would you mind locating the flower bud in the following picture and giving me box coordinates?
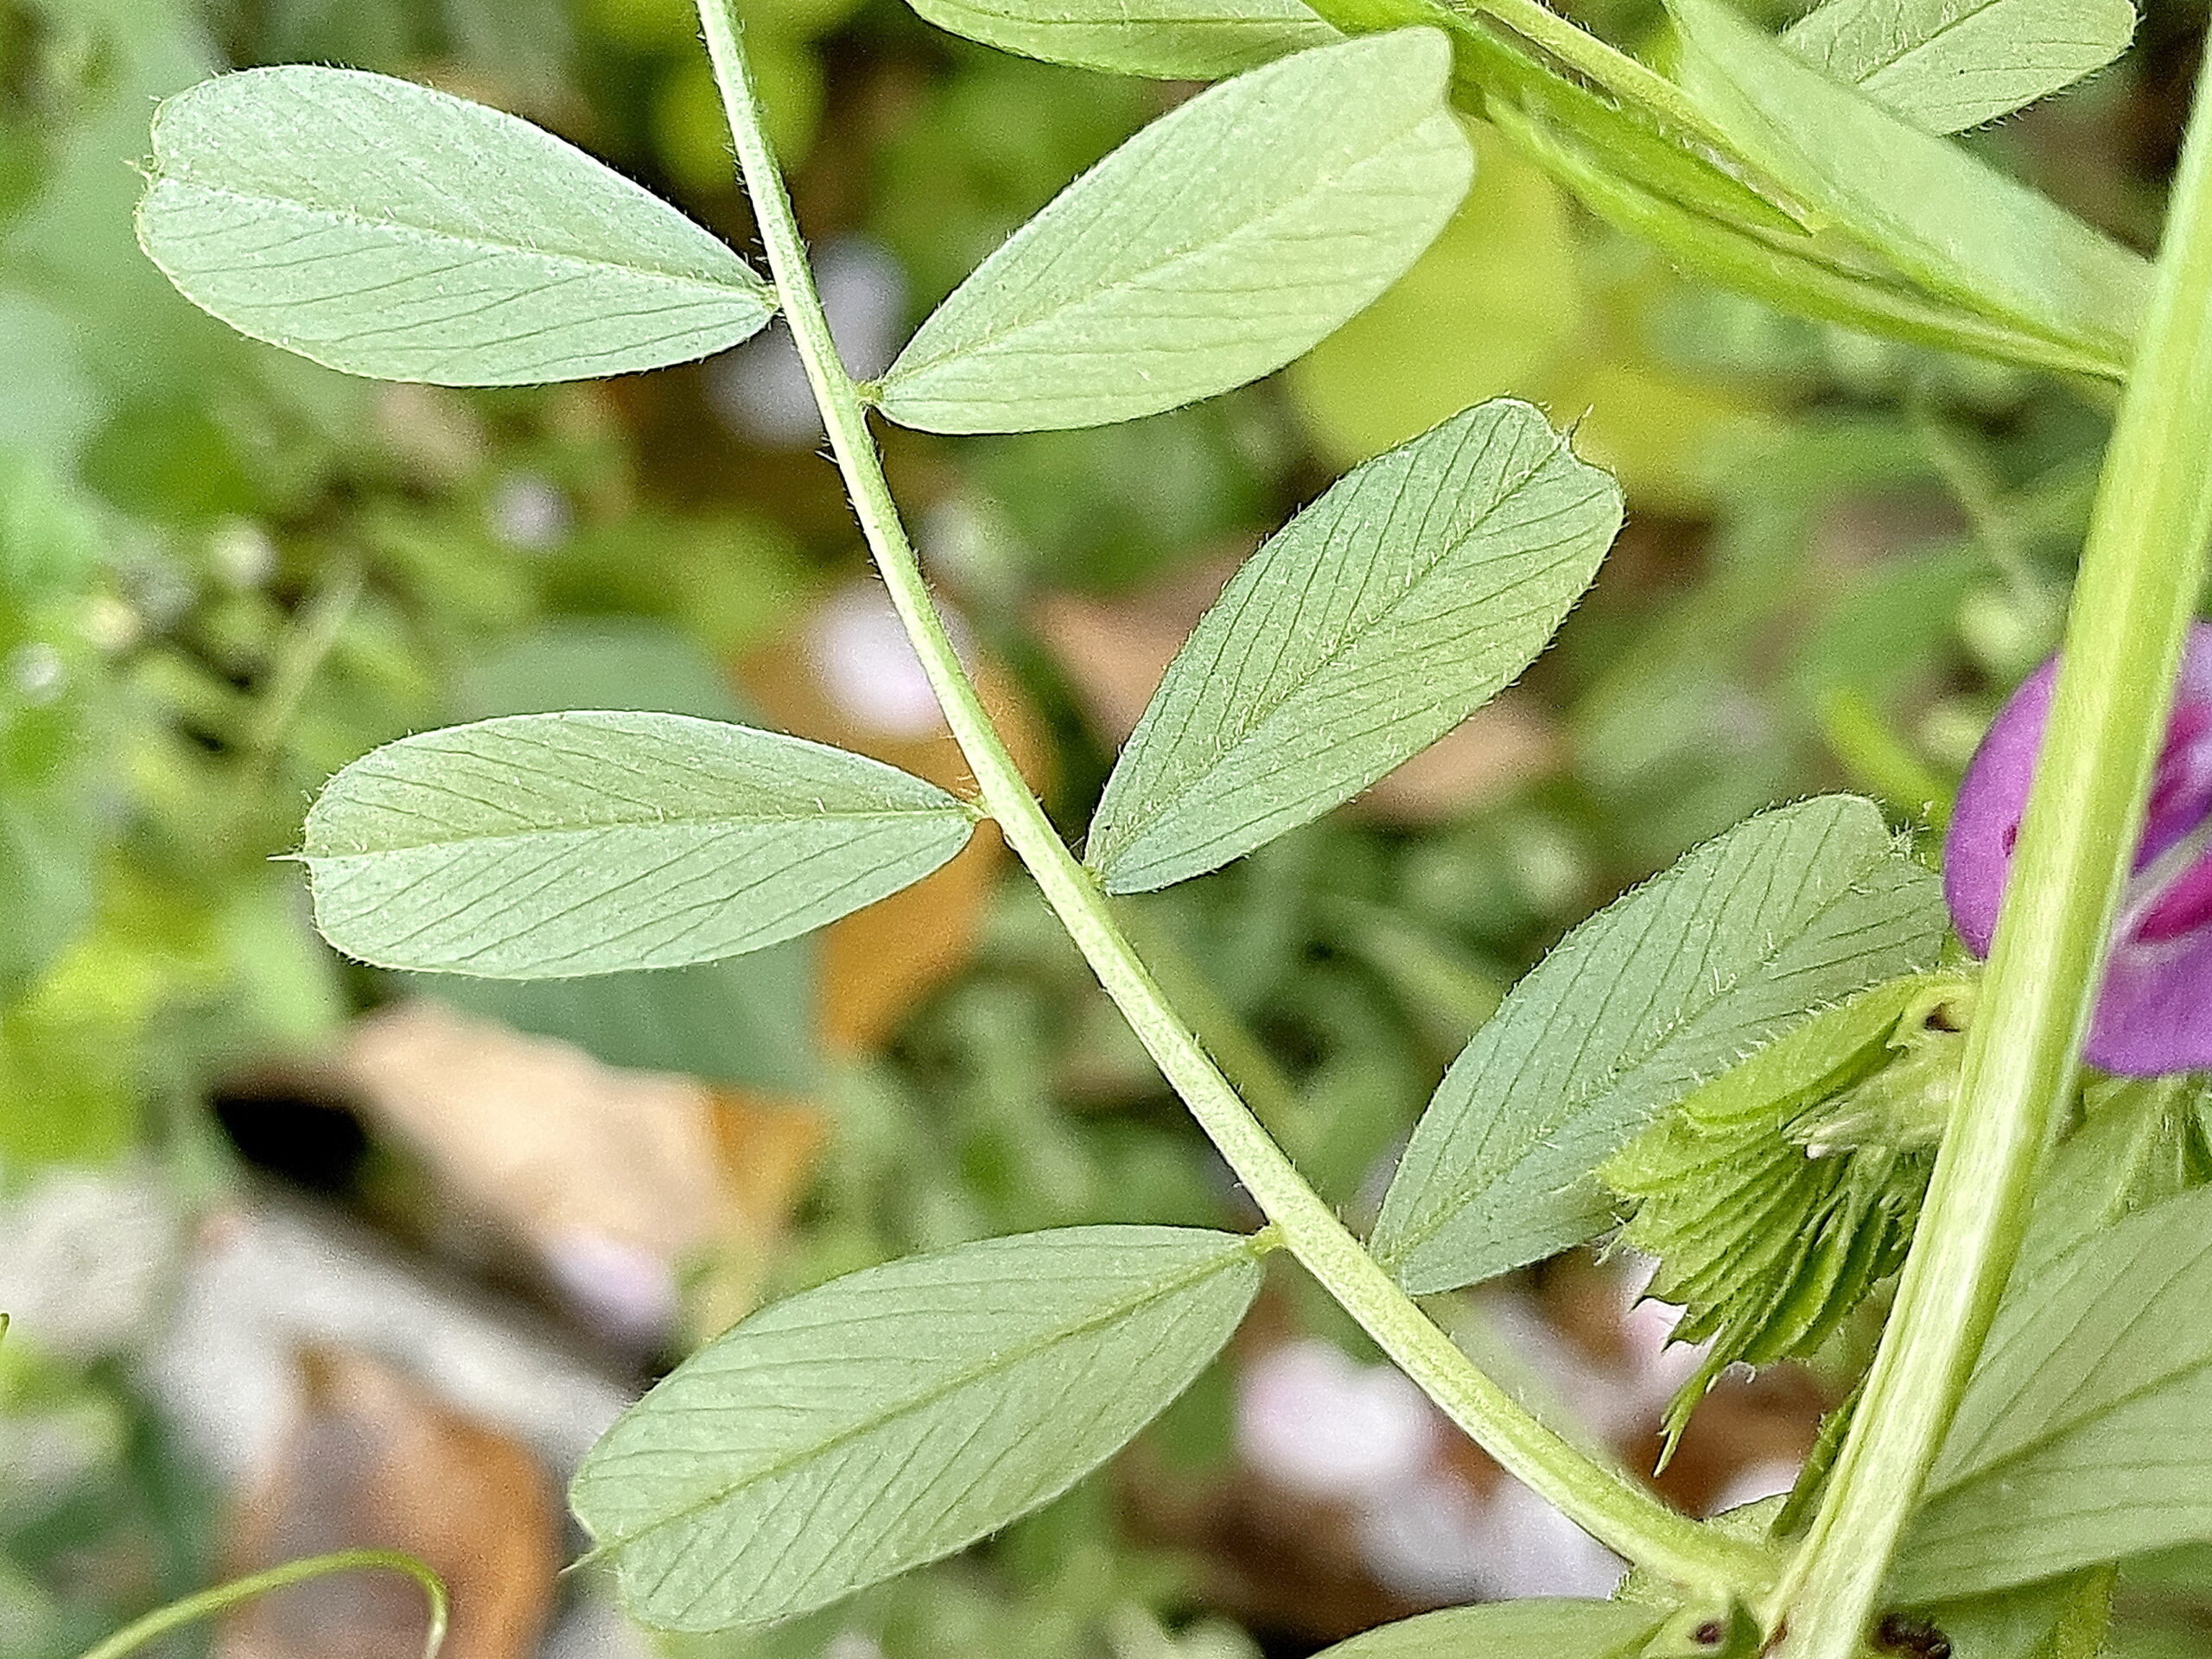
[1605,973,1974,1455]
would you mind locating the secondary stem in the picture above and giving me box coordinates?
[1446,0,1731,151]
[76,1551,448,1659]
[1909,392,2050,619]
[1776,54,2212,1659]
[696,0,1764,1593]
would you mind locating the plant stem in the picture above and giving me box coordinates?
[244,555,364,763]
[1304,0,1732,153]
[1489,99,2126,383]
[1775,54,2212,1659]
[696,0,1765,1594]
[75,1550,448,1659]
[1446,0,1730,151]
[1908,393,2048,616]
[1109,897,1318,1157]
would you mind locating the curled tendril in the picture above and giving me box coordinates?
[73,1549,449,1659]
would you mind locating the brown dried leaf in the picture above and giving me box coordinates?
[690,1086,833,1336]
[219,1347,558,1659]
[343,1002,736,1339]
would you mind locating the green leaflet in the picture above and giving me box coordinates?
[301,711,976,978]
[872,30,1472,433]
[1371,796,1947,1294]
[1310,1599,1662,1657]
[1894,1182,2212,1603]
[407,623,823,1092]
[1668,0,2149,371]
[571,1226,1264,1630]
[1912,1569,2118,1659]
[1783,0,2135,135]
[138,67,775,385]
[1086,400,1618,893]
[2012,1074,2212,1283]
[905,0,1338,79]
[1606,972,1972,1454]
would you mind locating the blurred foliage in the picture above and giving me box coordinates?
[3,0,2209,1651]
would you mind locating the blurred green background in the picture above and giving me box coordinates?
[2,1,2209,1656]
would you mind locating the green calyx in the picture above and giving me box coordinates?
[1786,980,1975,1158]
[1605,972,1978,1458]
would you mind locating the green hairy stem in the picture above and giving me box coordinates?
[1772,50,2212,1659]
[693,0,1766,1594]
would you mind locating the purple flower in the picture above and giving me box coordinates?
[1946,622,2212,1076]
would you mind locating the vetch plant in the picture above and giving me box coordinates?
[123,0,2212,1655]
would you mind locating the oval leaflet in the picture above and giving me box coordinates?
[139,66,775,385]
[302,711,976,978]
[573,1225,1266,1629]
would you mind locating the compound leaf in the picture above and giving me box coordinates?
[1088,400,1618,893]
[1313,1600,1662,1657]
[1895,1183,2212,1602]
[1372,796,1947,1293]
[302,711,975,978]
[572,1226,1264,1630]
[906,0,1338,79]
[874,30,1471,432]
[1669,0,2148,374]
[1784,0,2135,135]
[139,66,774,385]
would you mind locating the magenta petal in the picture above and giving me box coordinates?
[2135,846,2212,944]
[1943,622,2212,1077]
[2088,932,2212,1074]
[1942,658,2057,959]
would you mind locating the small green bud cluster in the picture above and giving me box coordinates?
[1605,975,1977,1456]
